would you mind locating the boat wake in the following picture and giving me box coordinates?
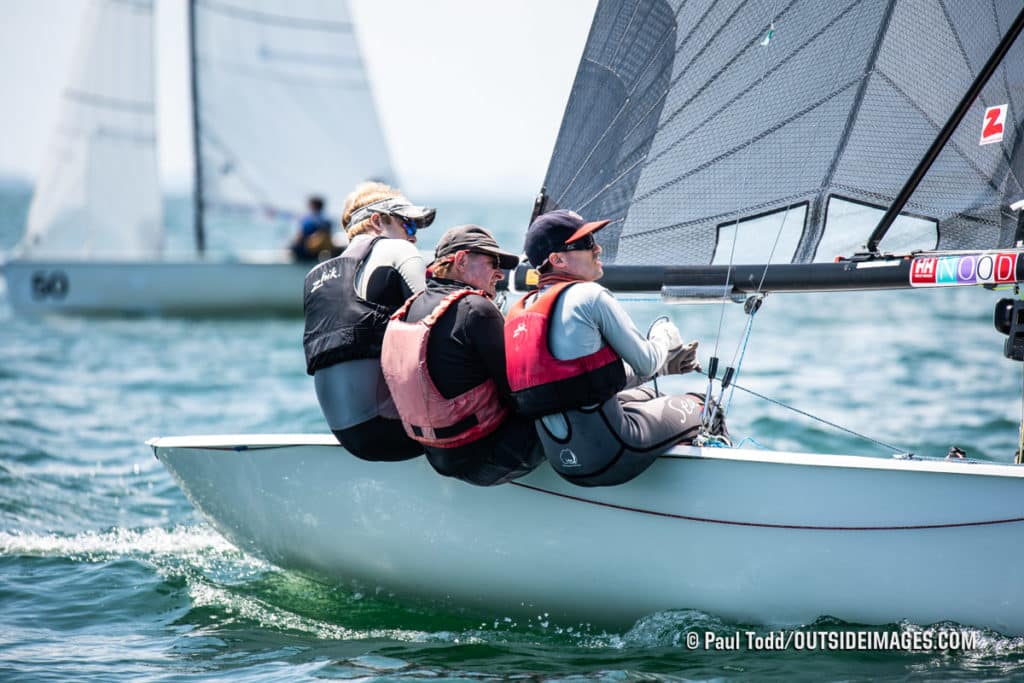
[0,524,262,572]
[3,524,1022,680]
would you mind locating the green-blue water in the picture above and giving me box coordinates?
[3,189,1024,680]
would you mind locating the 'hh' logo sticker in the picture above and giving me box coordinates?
[980,104,1007,145]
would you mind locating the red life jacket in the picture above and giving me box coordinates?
[504,281,626,417]
[381,289,510,448]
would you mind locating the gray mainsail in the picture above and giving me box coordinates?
[536,0,1024,276]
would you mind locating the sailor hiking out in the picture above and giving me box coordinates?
[303,182,436,461]
[505,210,727,487]
[381,225,544,486]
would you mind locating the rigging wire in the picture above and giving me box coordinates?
[704,2,782,430]
[722,299,759,415]
[708,2,862,432]
[694,368,912,456]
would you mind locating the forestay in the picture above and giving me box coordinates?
[537,0,1024,269]
[191,0,394,234]
[21,0,162,259]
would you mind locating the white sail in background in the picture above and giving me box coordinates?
[21,0,162,259]
[193,0,394,224]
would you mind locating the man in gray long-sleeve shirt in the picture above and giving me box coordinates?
[504,210,727,487]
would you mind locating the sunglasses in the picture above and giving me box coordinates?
[469,251,501,269]
[558,233,597,253]
[371,210,428,236]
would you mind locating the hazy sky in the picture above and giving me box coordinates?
[0,0,597,198]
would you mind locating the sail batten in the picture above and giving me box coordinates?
[536,0,1024,288]
[196,0,353,33]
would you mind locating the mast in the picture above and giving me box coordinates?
[188,0,205,255]
[866,7,1024,254]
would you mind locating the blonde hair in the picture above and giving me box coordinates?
[342,181,405,239]
[429,257,455,279]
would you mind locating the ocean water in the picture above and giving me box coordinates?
[2,190,1024,680]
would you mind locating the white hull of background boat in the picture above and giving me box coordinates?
[2,257,309,315]
[150,434,1024,634]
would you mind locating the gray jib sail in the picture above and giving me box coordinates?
[537,0,1024,267]
[191,0,393,236]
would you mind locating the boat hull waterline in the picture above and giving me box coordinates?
[150,434,1024,633]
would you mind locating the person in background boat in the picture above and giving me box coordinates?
[381,225,544,486]
[505,209,728,487]
[303,182,436,461]
[290,195,342,261]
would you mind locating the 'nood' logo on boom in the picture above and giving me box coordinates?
[909,252,1018,287]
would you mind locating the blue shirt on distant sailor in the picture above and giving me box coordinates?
[300,212,333,239]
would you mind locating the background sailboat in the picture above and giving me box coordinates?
[152,0,1024,634]
[2,0,392,315]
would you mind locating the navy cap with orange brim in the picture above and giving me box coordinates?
[524,210,610,267]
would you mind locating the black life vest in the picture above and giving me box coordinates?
[302,236,393,375]
[504,281,626,417]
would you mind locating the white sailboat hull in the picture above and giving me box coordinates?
[3,257,309,315]
[151,434,1024,633]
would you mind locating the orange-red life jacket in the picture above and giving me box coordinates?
[504,281,626,417]
[381,289,510,448]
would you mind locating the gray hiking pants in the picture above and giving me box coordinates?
[537,387,708,487]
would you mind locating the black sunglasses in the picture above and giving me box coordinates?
[469,251,501,269]
[558,233,596,252]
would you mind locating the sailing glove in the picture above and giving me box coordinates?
[665,340,701,375]
[649,318,683,355]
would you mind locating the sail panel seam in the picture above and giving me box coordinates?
[554,17,677,206]
[196,0,352,33]
[620,190,815,241]
[632,79,861,206]
[64,89,153,114]
[653,0,847,161]
[637,3,867,198]
[196,56,369,89]
[658,0,803,134]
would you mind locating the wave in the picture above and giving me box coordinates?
[0,524,257,567]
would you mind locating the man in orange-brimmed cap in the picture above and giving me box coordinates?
[504,209,727,487]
